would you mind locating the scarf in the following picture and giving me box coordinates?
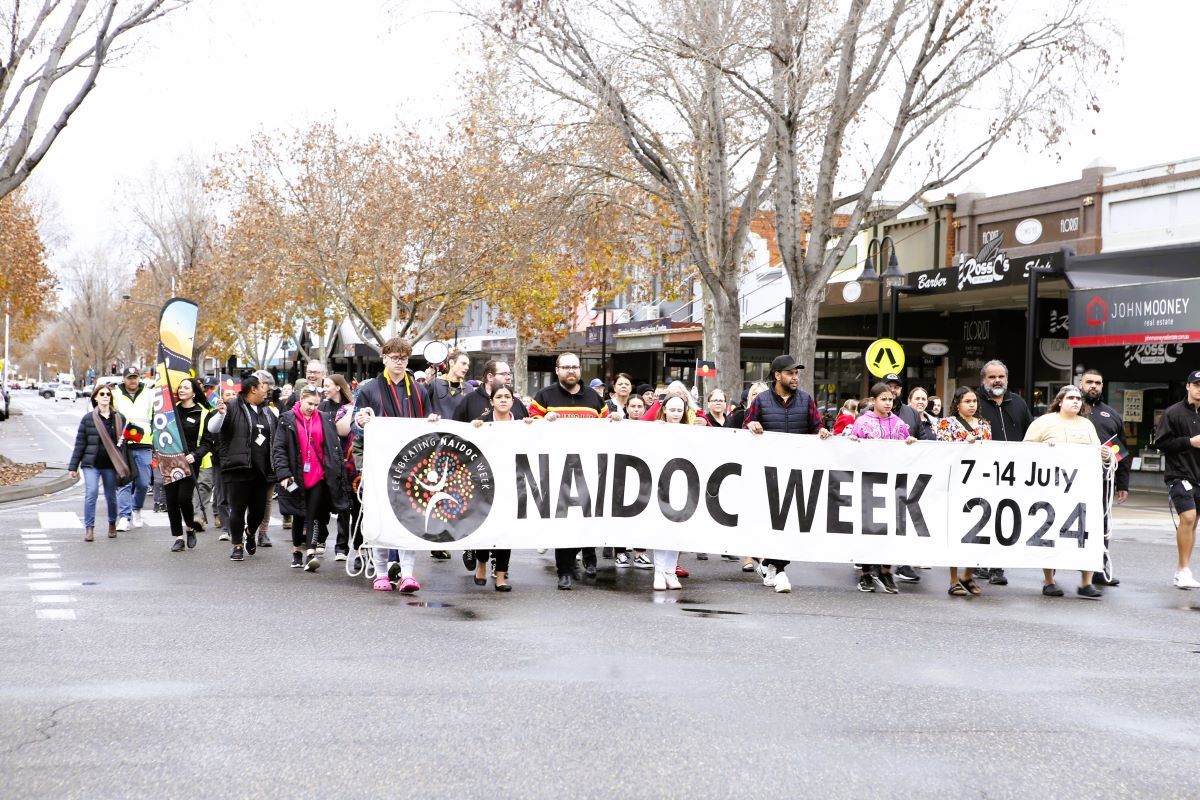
[294,410,326,489]
[94,408,130,479]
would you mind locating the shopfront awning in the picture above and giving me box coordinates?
[1064,241,1200,290]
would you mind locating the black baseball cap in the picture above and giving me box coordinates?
[884,373,902,384]
[1187,370,1200,384]
[635,383,653,395]
[770,355,803,373]
[123,367,140,378]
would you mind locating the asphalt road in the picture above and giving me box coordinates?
[1,399,1198,799]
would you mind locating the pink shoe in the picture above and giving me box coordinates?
[372,576,393,592]
[398,576,421,594]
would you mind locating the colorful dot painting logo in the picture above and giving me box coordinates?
[387,432,494,542]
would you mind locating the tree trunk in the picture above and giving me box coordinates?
[710,278,743,399]
[513,328,528,398]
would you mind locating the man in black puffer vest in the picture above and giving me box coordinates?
[744,354,831,594]
[1078,368,1129,588]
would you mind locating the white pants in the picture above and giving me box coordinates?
[653,550,679,573]
[372,548,416,579]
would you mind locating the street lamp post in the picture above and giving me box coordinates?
[859,236,906,339]
[592,302,617,383]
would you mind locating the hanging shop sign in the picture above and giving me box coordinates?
[1069,277,1200,348]
[908,240,1063,295]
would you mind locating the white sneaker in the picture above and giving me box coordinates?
[132,510,144,528]
[762,564,777,587]
[218,531,230,541]
[773,572,792,593]
[115,517,131,532]
[1174,567,1200,589]
[665,572,682,590]
[536,548,547,554]
[633,553,654,570]
[653,571,667,591]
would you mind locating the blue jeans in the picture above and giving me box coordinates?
[117,447,153,519]
[82,467,118,529]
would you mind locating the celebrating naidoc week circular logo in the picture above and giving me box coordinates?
[387,432,494,543]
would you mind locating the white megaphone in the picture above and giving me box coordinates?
[422,341,450,366]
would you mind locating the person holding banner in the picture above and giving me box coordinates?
[468,384,533,591]
[208,373,278,562]
[744,355,831,594]
[647,395,704,590]
[529,352,609,590]
[847,382,916,594]
[1079,368,1128,588]
[936,386,992,596]
[353,337,432,593]
[1023,385,1107,600]
[273,385,349,573]
[165,378,212,552]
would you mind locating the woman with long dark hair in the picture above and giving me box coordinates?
[273,385,349,572]
[847,381,916,594]
[605,373,635,418]
[68,384,130,542]
[467,384,531,591]
[1024,385,1108,600]
[165,377,212,552]
[208,372,277,561]
[936,386,992,596]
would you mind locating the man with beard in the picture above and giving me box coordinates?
[1078,368,1129,587]
[744,354,832,594]
[529,352,608,590]
[973,359,1033,587]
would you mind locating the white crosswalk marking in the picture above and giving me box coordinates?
[36,609,76,620]
[38,512,84,529]
[34,596,74,603]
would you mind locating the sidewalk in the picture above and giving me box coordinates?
[0,466,77,504]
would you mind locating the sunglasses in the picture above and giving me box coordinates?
[96,392,111,397]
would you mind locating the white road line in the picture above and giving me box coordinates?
[26,410,73,448]
[26,553,59,560]
[33,595,74,603]
[26,545,53,551]
[20,532,49,538]
[36,609,76,620]
[28,574,63,579]
[28,563,60,570]
[38,511,83,529]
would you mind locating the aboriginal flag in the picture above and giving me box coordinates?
[696,360,717,378]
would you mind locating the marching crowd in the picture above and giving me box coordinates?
[66,340,1200,600]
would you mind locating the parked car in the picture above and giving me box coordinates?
[39,382,56,399]
[54,383,77,403]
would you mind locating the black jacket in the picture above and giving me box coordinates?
[354,371,430,420]
[69,410,126,471]
[271,409,350,516]
[976,389,1033,442]
[895,403,936,441]
[1153,399,1200,486]
[215,396,278,479]
[452,383,529,422]
[1084,399,1131,492]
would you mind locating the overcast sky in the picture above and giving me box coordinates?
[27,0,1200,269]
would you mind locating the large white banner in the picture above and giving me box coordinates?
[362,419,1106,570]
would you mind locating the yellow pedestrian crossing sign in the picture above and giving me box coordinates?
[865,338,905,378]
